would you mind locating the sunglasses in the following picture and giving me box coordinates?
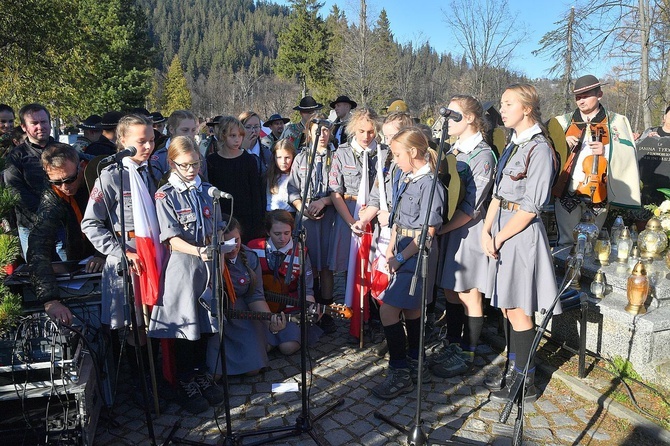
[48,165,80,185]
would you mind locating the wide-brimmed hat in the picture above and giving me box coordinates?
[96,111,125,129]
[385,99,409,113]
[78,114,102,130]
[329,95,357,109]
[151,112,166,124]
[573,75,608,95]
[293,96,323,111]
[206,115,223,127]
[129,107,152,121]
[264,114,290,126]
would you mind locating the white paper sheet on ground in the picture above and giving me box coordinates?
[272,382,299,393]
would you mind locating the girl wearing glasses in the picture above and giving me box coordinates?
[206,116,264,242]
[148,135,224,414]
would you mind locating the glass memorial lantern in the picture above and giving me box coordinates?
[638,217,668,259]
[626,261,649,315]
[594,228,611,266]
[616,227,632,263]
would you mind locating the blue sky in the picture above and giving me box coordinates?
[275,0,614,80]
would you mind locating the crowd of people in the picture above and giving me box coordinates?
[0,73,652,414]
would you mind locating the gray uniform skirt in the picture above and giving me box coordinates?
[102,253,144,329]
[302,206,336,271]
[328,199,357,272]
[381,234,437,310]
[486,208,560,316]
[439,216,489,293]
[148,252,217,340]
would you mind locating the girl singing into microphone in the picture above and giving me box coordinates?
[148,136,224,414]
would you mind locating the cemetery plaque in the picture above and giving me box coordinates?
[636,136,670,205]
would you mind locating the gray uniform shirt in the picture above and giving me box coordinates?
[82,163,158,259]
[456,141,496,219]
[328,143,387,197]
[494,135,554,214]
[287,146,335,203]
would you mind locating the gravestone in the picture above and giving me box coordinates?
[636,136,670,205]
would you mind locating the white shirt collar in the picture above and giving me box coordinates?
[407,163,431,182]
[453,132,483,154]
[351,138,377,155]
[168,171,202,193]
[267,238,293,254]
[228,256,237,265]
[248,140,261,157]
[511,123,542,145]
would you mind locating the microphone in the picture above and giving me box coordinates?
[208,187,233,200]
[438,107,463,122]
[100,146,137,164]
[311,118,332,127]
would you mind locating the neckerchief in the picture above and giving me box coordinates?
[566,105,609,147]
[168,172,205,244]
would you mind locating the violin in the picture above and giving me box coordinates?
[575,124,608,204]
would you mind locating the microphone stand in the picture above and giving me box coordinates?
[236,122,343,445]
[374,114,453,445]
[497,236,584,445]
[162,196,238,445]
[116,159,157,446]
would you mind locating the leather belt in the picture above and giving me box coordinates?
[343,194,358,201]
[395,226,421,238]
[499,197,521,212]
[116,230,136,239]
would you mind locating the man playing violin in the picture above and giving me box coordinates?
[553,74,641,245]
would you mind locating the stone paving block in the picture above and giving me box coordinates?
[585,426,611,441]
[332,408,359,425]
[535,398,559,413]
[452,431,493,444]
[349,419,376,437]
[479,409,501,422]
[524,427,554,441]
[550,412,578,426]
[349,402,376,417]
[464,418,487,431]
[555,427,583,442]
[323,428,354,445]
[529,415,550,428]
[491,437,514,446]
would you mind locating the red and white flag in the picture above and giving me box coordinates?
[124,159,165,306]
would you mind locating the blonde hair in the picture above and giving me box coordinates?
[450,95,488,135]
[216,116,245,147]
[116,114,151,151]
[345,107,381,140]
[167,135,198,163]
[167,110,197,135]
[268,138,296,194]
[391,127,436,172]
[383,112,413,129]
[504,83,542,127]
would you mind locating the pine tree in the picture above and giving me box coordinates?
[164,56,192,115]
[275,0,331,97]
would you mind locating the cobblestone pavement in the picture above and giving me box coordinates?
[93,275,670,445]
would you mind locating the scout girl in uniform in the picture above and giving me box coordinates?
[431,95,496,379]
[288,115,337,332]
[481,83,558,402]
[207,217,286,377]
[371,127,445,400]
[248,210,321,355]
[148,136,224,414]
[81,114,159,400]
[150,110,207,182]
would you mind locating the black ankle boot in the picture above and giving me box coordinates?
[490,368,538,403]
[485,358,515,391]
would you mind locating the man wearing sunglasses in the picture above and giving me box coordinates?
[27,143,105,325]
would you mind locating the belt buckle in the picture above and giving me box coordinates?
[500,198,509,209]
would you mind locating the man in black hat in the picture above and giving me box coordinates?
[280,96,323,150]
[85,110,124,156]
[151,111,166,134]
[199,115,222,156]
[553,74,641,245]
[261,113,290,149]
[330,95,357,147]
[72,114,102,153]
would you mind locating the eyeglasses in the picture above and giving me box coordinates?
[174,161,201,170]
[48,165,79,185]
[244,125,261,131]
